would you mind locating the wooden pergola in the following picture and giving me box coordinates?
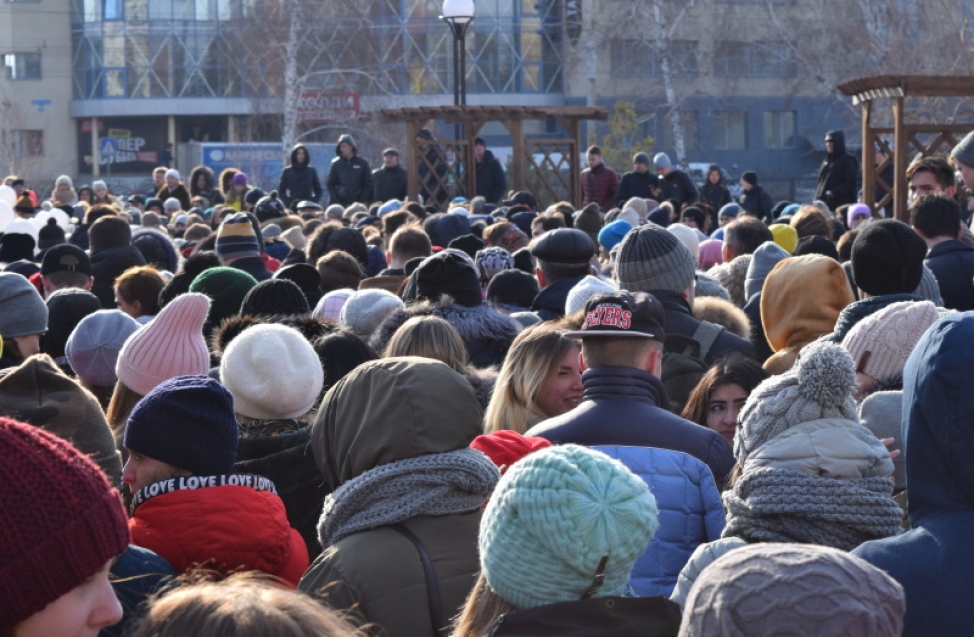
[838,75,974,222]
[381,105,608,210]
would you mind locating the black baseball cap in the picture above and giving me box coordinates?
[40,244,92,277]
[503,191,538,208]
[565,291,665,341]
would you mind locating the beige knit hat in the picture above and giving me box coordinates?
[841,300,940,384]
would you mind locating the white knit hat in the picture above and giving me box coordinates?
[667,223,701,261]
[282,226,306,250]
[565,275,618,317]
[220,323,324,420]
[841,301,940,384]
[339,289,404,339]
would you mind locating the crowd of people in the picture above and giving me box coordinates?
[4,127,974,637]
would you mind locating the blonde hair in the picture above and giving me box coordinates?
[384,316,468,374]
[450,573,515,637]
[483,325,577,434]
[106,380,144,445]
[129,572,360,637]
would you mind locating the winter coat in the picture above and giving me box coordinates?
[372,165,408,203]
[69,222,92,251]
[90,245,147,308]
[298,358,486,637]
[531,275,587,322]
[189,165,224,205]
[475,150,507,204]
[371,301,522,369]
[228,255,272,281]
[853,314,974,637]
[581,163,620,211]
[278,145,323,208]
[526,367,735,487]
[653,289,756,365]
[739,184,773,224]
[594,445,725,598]
[699,177,731,220]
[826,293,921,344]
[326,136,373,206]
[616,171,661,207]
[924,239,974,311]
[814,130,859,211]
[129,474,309,587]
[658,169,699,210]
[104,545,176,637]
[156,182,191,211]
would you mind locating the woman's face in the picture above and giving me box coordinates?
[79,190,91,202]
[14,559,122,637]
[196,174,207,189]
[706,382,749,446]
[535,347,584,418]
[708,170,720,184]
[56,183,71,194]
[234,183,246,193]
[296,148,307,162]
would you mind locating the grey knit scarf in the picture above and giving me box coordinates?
[318,447,499,548]
[722,467,902,551]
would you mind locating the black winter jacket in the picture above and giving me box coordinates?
[90,245,147,308]
[372,165,408,202]
[475,150,507,204]
[739,184,774,223]
[279,145,322,208]
[526,367,735,486]
[924,239,974,311]
[815,130,859,211]
[531,275,587,322]
[653,289,756,362]
[616,171,661,207]
[327,153,372,206]
[659,169,699,209]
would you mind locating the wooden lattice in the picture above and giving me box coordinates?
[413,140,473,208]
[524,140,576,209]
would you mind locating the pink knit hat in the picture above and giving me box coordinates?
[698,239,724,270]
[115,293,211,396]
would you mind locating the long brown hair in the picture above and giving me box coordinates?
[106,380,144,446]
[451,573,515,637]
[681,354,768,429]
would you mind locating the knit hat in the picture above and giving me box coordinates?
[951,130,974,168]
[378,199,402,217]
[240,278,310,318]
[261,223,282,240]
[313,288,354,323]
[698,239,723,270]
[633,152,651,167]
[653,152,672,170]
[0,272,48,337]
[735,341,858,465]
[216,212,261,260]
[794,234,839,260]
[163,198,182,214]
[851,219,926,296]
[43,288,102,359]
[273,262,321,307]
[485,269,539,310]
[479,444,659,609]
[282,226,307,250]
[565,275,618,317]
[116,292,211,396]
[232,172,248,186]
[841,300,939,385]
[598,219,633,251]
[124,375,239,476]
[679,543,905,637]
[667,223,700,261]
[188,266,258,331]
[470,430,552,475]
[340,289,404,340]
[744,241,789,300]
[719,203,742,219]
[404,251,483,308]
[0,418,130,627]
[710,254,752,308]
[740,170,758,186]
[694,271,731,301]
[913,265,943,305]
[220,324,324,420]
[37,217,66,251]
[617,207,640,228]
[615,224,696,294]
[847,203,872,228]
[768,223,798,254]
[65,310,140,388]
[858,391,906,490]
[475,247,513,281]
[0,232,35,263]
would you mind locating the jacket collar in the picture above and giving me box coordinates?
[582,366,671,410]
[531,275,586,313]
[927,238,974,257]
[649,288,691,315]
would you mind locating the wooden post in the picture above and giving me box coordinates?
[893,97,908,222]
[566,117,581,207]
[510,119,525,192]
[406,120,419,204]
[861,100,875,210]
[91,116,100,177]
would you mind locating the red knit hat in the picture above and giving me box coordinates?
[0,418,130,627]
[470,430,552,475]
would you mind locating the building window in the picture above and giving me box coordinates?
[11,130,44,157]
[714,111,747,150]
[713,41,793,78]
[3,53,41,79]
[610,39,698,78]
[662,111,699,151]
[764,110,796,149]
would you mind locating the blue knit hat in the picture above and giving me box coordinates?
[215,212,261,260]
[597,219,633,251]
[123,375,239,476]
[479,444,658,609]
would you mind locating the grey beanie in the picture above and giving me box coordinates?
[744,241,790,300]
[858,391,906,490]
[615,224,696,294]
[653,152,673,170]
[633,152,651,166]
[710,254,752,308]
[694,271,731,301]
[951,130,974,168]
[735,340,857,465]
[679,543,905,637]
[65,310,141,388]
[0,273,49,338]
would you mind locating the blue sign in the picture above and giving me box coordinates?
[200,143,336,194]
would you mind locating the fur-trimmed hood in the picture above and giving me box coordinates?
[132,226,183,274]
[693,296,751,339]
[210,313,335,360]
[370,300,522,369]
[464,365,498,411]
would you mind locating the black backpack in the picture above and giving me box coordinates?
[660,321,724,414]
[490,596,681,637]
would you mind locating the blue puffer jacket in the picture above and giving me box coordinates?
[853,312,974,637]
[594,445,724,598]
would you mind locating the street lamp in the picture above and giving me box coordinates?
[440,0,474,107]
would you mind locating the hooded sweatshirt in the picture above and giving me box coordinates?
[854,313,974,637]
[326,135,372,206]
[814,130,859,211]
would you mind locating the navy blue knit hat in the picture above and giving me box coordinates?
[123,375,239,476]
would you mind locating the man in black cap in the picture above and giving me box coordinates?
[474,137,506,205]
[738,170,773,224]
[372,148,407,203]
[529,227,594,321]
[526,291,734,487]
[502,191,538,212]
[40,244,94,299]
[616,152,661,207]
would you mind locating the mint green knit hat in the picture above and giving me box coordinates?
[479,444,658,609]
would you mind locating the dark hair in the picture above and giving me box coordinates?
[906,156,955,190]
[383,210,417,238]
[791,207,833,241]
[313,330,378,392]
[681,354,769,428]
[836,229,859,262]
[586,145,602,156]
[911,193,961,240]
[682,206,706,228]
[531,213,565,233]
[307,222,368,267]
[724,217,773,257]
[389,226,431,263]
[316,250,363,294]
[84,203,119,226]
[89,215,132,252]
[536,260,589,284]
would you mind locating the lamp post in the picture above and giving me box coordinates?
[440,0,475,108]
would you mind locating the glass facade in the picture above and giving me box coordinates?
[71,0,566,101]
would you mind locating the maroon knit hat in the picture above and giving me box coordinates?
[0,418,130,627]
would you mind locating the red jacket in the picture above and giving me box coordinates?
[129,474,309,587]
[581,163,620,211]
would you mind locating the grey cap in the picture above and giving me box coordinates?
[65,310,141,388]
[633,152,651,166]
[951,130,974,169]
[0,272,48,338]
[744,241,790,300]
[859,391,906,491]
[653,152,673,170]
[614,224,696,294]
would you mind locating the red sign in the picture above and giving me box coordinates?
[296,92,360,124]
